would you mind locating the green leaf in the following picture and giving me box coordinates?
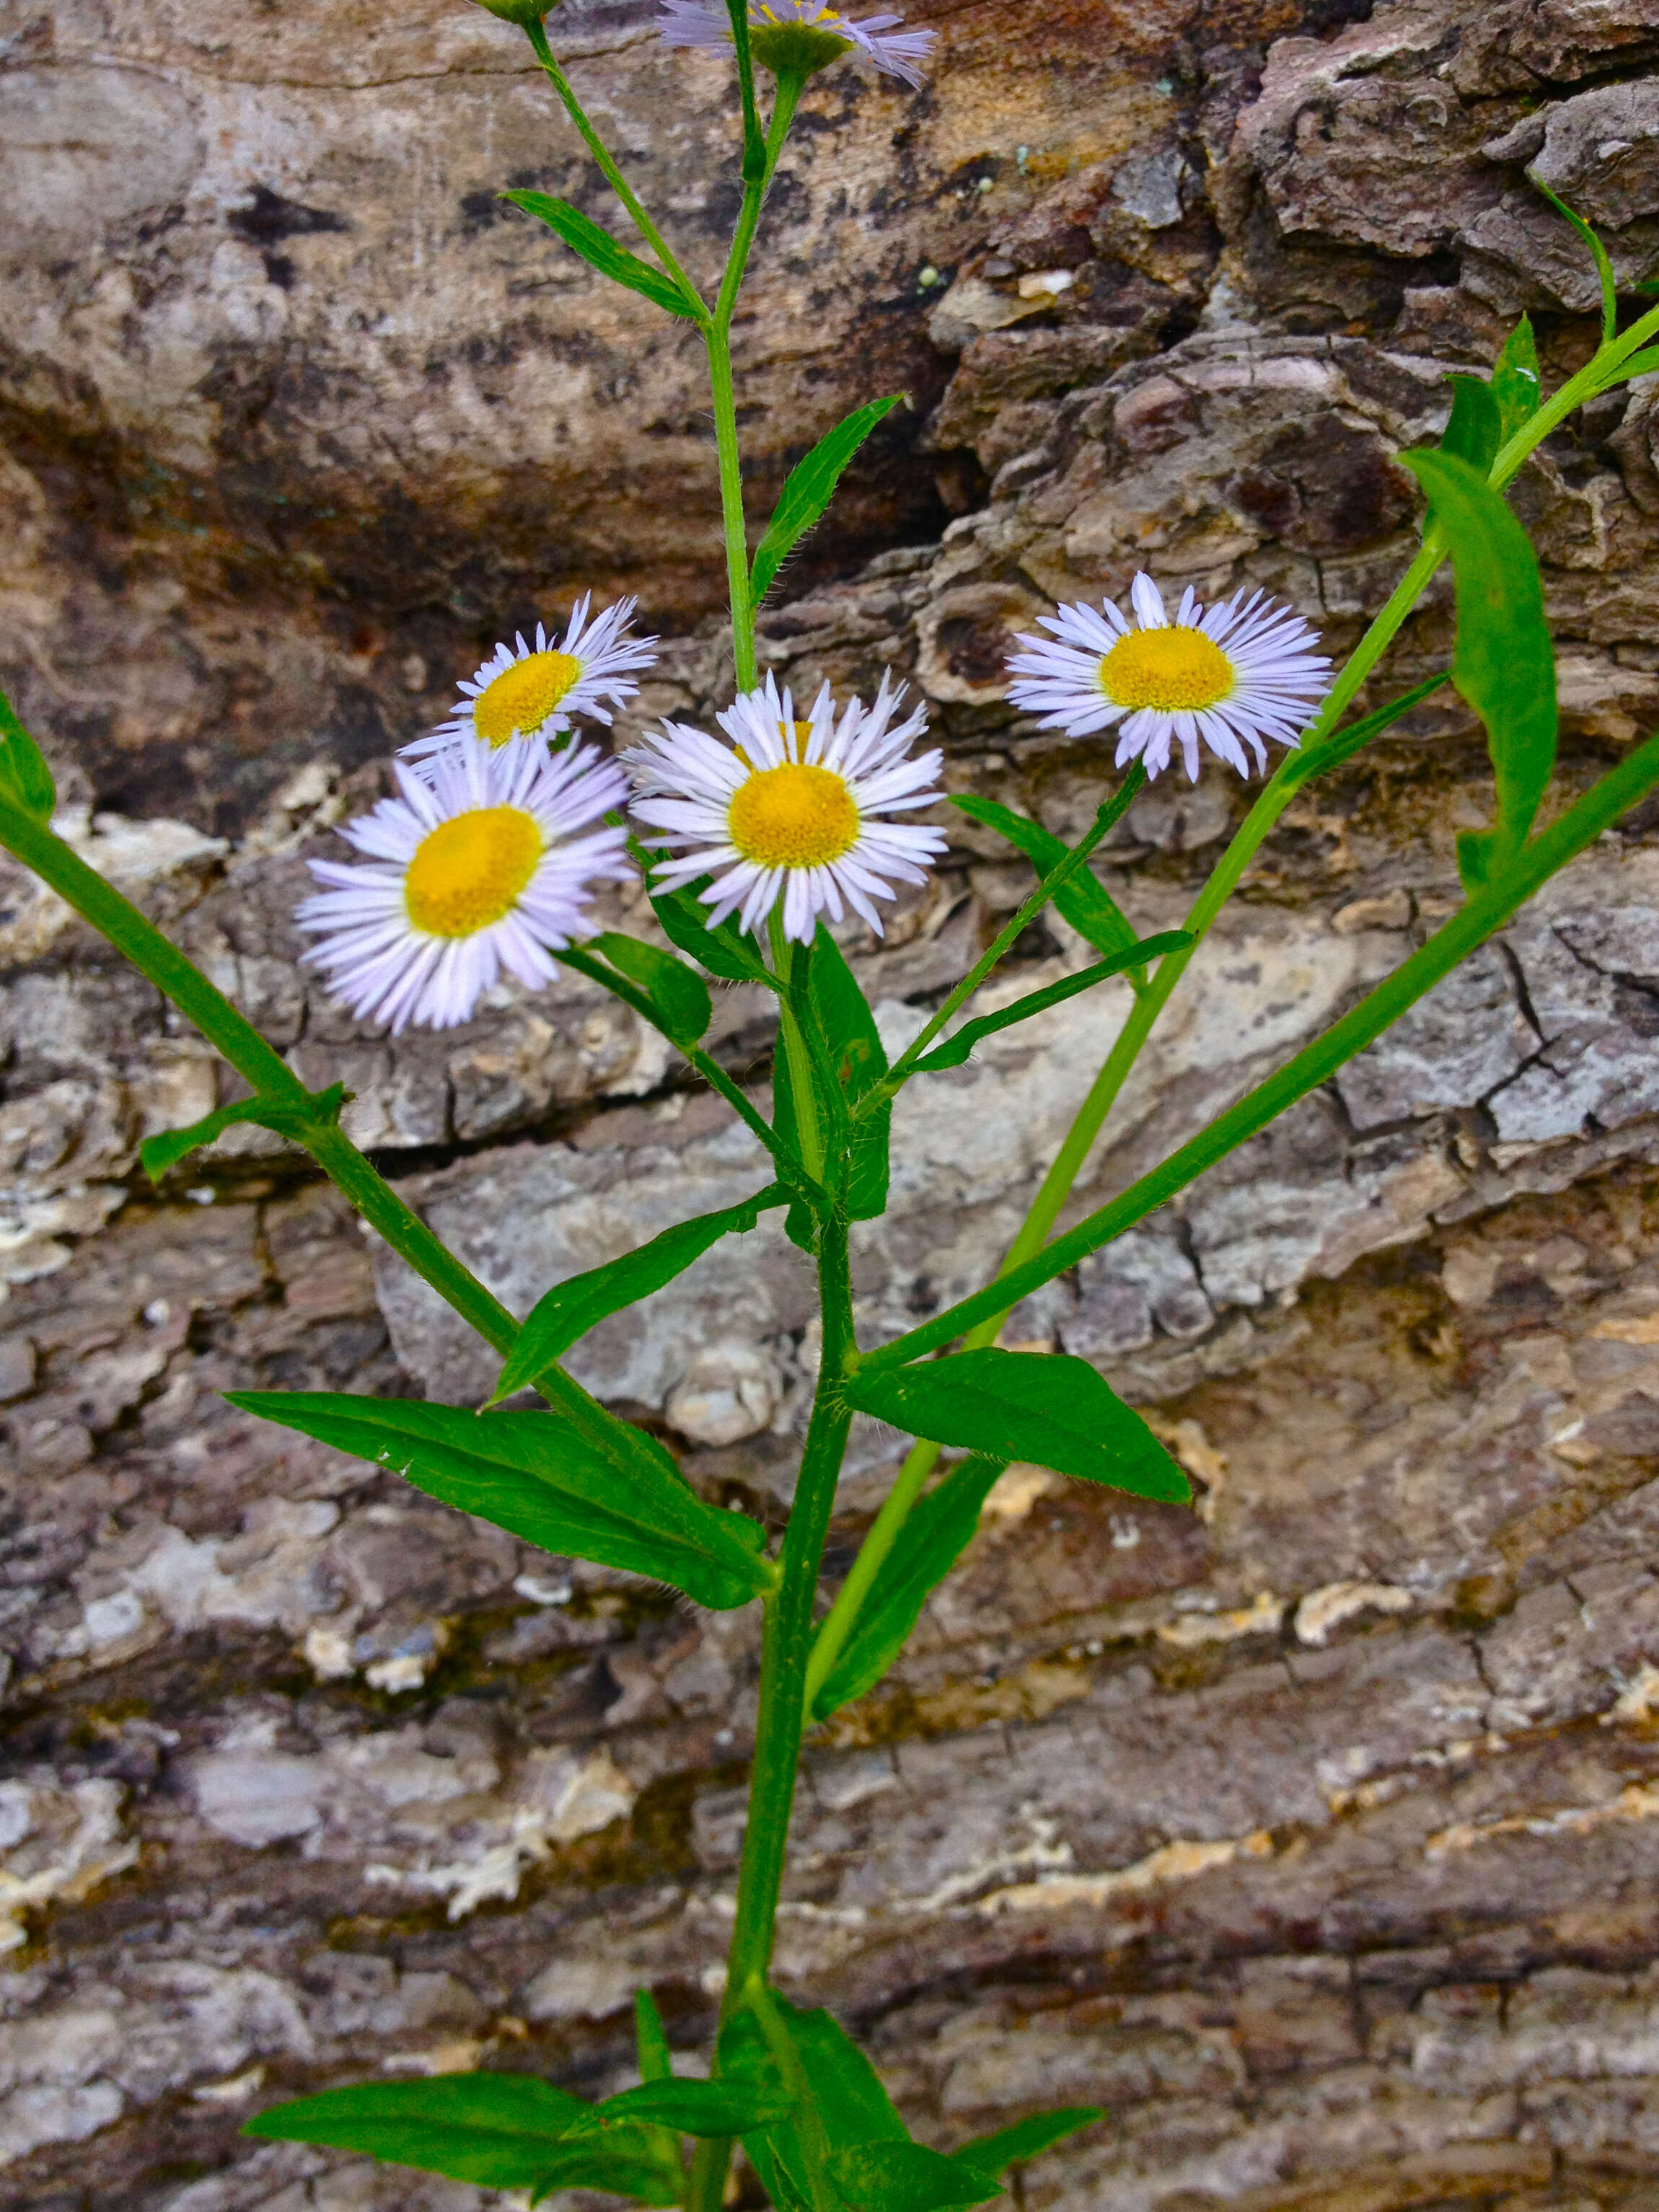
[912,934,1192,1073]
[1528,171,1617,340]
[224,1392,777,1611]
[811,925,890,1219]
[848,1349,1190,1502]
[584,2080,796,2137]
[1440,374,1502,476]
[752,397,905,606]
[950,796,1139,961]
[243,2075,681,2203]
[721,1994,910,2212]
[950,2108,1102,2183]
[829,2142,1000,2212]
[0,689,55,823]
[139,1083,348,1182]
[811,1455,1005,1722]
[504,191,700,321]
[1592,343,1659,394]
[635,1989,673,2085]
[1400,448,1557,892]
[1278,674,1450,796]
[1491,315,1541,440]
[491,1184,786,1404]
[589,932,713,1045]
[651,875,771,982]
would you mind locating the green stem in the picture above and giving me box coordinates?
[769,912,826,1184]
[726,1217,855,1992]
[0,805,619,1426]
[876,765,1149,1101]
[524,19,708,318]
[861,727,1659,1372]
[707,74,804,689]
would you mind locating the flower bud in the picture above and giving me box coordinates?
[471,0,558,25]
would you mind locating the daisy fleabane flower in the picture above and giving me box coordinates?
[402,596,657,764]
[1006,573,1332,782]
[625,673,946,944]
[657,0,935,88]
[297,737,631,1034]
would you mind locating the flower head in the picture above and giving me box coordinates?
[1006,574,1332,782]
[656,0,935,88]
[624,673,946,943]
[405,596,656,764]
[297,737,630,1034]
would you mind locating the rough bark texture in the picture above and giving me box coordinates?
[8,2,1659,2208]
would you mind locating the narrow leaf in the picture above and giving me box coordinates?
[752,397,905,606]
[1491,315,1540,440]
[492,1184,786,1403]
[242,2076,680,2203]
[589,932,713,1045]
[912,935,1191,1073]
[1440,374,1501,475]
[720,1993,910,2212]
[1528,171,1617,339]
[848,1349,1190,1502]
[140,1083,348,1182]
[812,925,889,1220]
[1279,674,1449,795]
[829,2141,1000,2212]
[1401,448,1557,889]
[950,2108,1103,2183]
[950,796,1138,960]
[586,2080,796,2137]
[504,191,700,321]
[0,689,55,823]
[635,1990,673,2086]
[651,876,771,982]
[811,1455,1006,1721]
[224,1393,777,1611]
[1593,343,1659,393]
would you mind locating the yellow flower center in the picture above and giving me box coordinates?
[405,806,543,937]
[472,651,583,746]
[754,2,843,20]
[1099,627,1234,713]
[729,763,859,870]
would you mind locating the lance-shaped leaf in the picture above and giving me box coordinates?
[140,1083,348,1182]
[504,191,700,321]
[1528,172,1616,338]
[752,397,905,606]
[811,1456,1005,1722]
[848,1349,1190,1502]
[651,875,771,982]
[1401,448,1557,893]
[491,1184,788,1404]
[589,932,713,1045]
[720,1994,910,2212]
[224,1393,777,1611]
[0,689,55,823]
[950,2109,1104,2185]
[1440,374,1501,475]
[773,925,891,1236]
[912,934,1192,1073]
[1491,315,1540,439]
[828,2141,1000,2212]
[574,2079,796,2138]
[950,796,1139,960]
[243,2074,682,2204]
[635,1989,674,2084]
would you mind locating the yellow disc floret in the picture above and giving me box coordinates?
[405,806,544,937]
[729,763,860,869]
[1099,627,1234,713]
[472,651,584,745]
